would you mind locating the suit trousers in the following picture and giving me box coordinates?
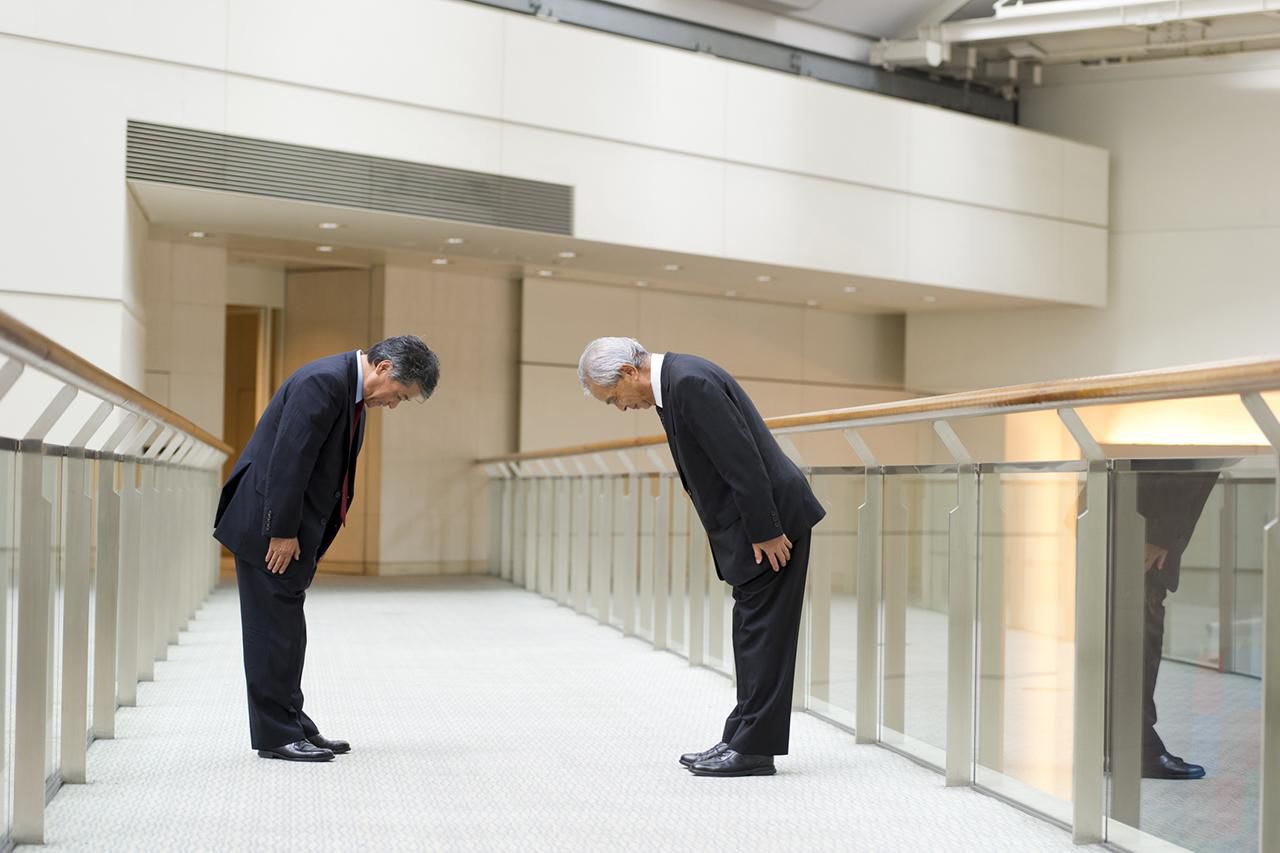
[720,531,811,756]
[1142,575,1169,759]
[235,555,320,750]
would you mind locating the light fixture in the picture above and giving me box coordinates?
[756,275,772,283]
[188,231,207,239]
[663,263,681,272]
[318,222,340,230]
[432,258,449,266]
[316,245,334,253]
[558,250,577,259]
[724,290,737,297]
[635,280,649,288]
[538,269,554,277]
[447,237,465,245]
[922,295,937,303]
[807,299,820,307]
[843,286,859,294]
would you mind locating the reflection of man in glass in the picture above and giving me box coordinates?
[1136,471,1219,780]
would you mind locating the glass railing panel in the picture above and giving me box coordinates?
[0,445,16,841]
[43,451,63,789]
[635,475,656,643]
[974,466,1081,824]
[806,469,862,729]
[1107,461,1268,853]
[1231,477,1270,680]
[880,469,953,768]
[667,491,691,658]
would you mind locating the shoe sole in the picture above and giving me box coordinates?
[688,766,776,777]
[257,750,334,762]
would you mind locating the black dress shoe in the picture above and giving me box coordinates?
[1142,752,1205,780]
[689,749,776,777]
[308,733,351,754]
[680,742,729,768]
[257,740,334,762]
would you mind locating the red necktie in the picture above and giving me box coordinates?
[339,400,364,526]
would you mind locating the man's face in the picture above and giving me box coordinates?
[587,363,652,412]
[364,359,421,410]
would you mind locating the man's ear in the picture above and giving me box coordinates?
[619,363,637,379]
[376,359,393,376]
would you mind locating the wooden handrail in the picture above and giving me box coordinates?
[0,309,233,455]
[476,355,1280,465]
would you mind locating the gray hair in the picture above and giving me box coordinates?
[367,335,441,400]
[578,337,649,394]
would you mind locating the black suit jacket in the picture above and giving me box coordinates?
[657,353,825,586]
[1136,471,1219,593]
[214,352,365,569]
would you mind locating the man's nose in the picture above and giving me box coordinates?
[388,400,399,410]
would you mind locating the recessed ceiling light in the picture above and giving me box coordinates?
[922,295,938,303]
[316,245,334,253]
[663,263,681,272]
[807,299,820,307]
[446,237,465,245]
[188,231,207,239]
[724,290,737,297]
[538,270,554,277]
[756,275,772,283]
[558,250,577,259]
[318,222,340,230]
[432,258,449,265]
[635,280,649,288]
[843,286,859,294]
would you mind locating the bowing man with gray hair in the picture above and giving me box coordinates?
[578,337,825,776]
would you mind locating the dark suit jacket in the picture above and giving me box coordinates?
[657,353,825,586]
[1136,471,1219,593]
[214,352,365,569]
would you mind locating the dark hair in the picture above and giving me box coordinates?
[366,335,440,400]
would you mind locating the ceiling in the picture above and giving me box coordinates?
[718,1,1280,86]
[728,0,1002,40]
[132,181,1051,315]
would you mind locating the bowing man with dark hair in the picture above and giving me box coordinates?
[214,336,439,762]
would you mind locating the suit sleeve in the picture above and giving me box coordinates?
[1138,472,1219,554]
[263,374,344,539]
[677,375,783,543]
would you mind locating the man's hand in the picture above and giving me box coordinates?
[1144,542,1168,573]
[266,537,301,574]
[753,534,793,572]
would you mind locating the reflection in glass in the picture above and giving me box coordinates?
[1109,466,1263,853]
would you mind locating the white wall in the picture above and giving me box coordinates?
[1,0,1106,317]
[906,50,1280,393]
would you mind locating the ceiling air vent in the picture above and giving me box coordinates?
[126,120,574,235]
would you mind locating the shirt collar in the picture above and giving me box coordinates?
[355,350,364,405]
[651,352,665,409]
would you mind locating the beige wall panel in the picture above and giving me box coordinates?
[377,267,519,574]
[800,309,905,388]
[639,291,805,382]
[521,279,641,365]
[285,268,373,573]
